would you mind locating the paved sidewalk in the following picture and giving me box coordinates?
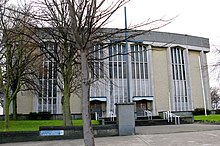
[1,124,220,146]
[136,123,220,135]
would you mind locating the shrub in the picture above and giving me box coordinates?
[193,108,211,115]
[215,109,220,114]
[28,112,39,120]
[28,112,52,120]
[38,112,52,120]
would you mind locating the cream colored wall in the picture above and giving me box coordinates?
[188,51,204,109]
[70,93,82,113]
[17,91,33,114]
[17,90,82,114]
[203,54,211,110]
[152,47,169,113]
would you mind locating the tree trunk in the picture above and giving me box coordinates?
[4,96,9,131]
[81,50,95,146]
[62,57,73,126]
[12,95,17,120]
[62,77,72,126]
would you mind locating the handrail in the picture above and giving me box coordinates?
[163,111,180,125]
[110,111,114,121]
[144,110,153,120]
[95,112,99,120]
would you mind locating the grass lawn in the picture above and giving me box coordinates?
[0,120,100,132]
[194,114,220,123]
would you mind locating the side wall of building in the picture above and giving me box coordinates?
[17,91,33,114]
[152,47,169,113]
[70,93,82,113]
[188,50,211,110]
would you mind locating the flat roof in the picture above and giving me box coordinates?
[105,28,210,52]
[38,27,210,52]
[135,31,210,50]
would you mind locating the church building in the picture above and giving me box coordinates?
[16,30,211,117]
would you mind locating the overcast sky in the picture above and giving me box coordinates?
[106,0,220,87]
[108,0,220,45]
[8,0,220,86]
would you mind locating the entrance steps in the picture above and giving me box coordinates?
[101,116,177,126]
[135,116,175,126]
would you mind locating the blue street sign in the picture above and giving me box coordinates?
[39,130,64,136]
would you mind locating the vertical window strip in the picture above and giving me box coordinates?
[180,49,186,110]
[171,47,189,111]
[134,45,137,95]
[130,44,149,96]
[172,48,178,110]
[116,45,120,103]
[177,49,182,111]
[38,43,58,114]
[143,46,147,79]
[109,44,126,79]
[138,45,142,94]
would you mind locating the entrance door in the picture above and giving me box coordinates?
[136,100,152,116]
[90,101,104,119]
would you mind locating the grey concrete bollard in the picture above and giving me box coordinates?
[115,103,135,136]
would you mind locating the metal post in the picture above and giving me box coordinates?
[198,56,207,116]
[124,7,132,103]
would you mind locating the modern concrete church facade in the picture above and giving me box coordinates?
[16,31,211,117]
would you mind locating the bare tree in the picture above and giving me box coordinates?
[26,0,173,145]
[0,1,42,129]
[65,0,172,145]
[32,0,82,126]
[210,87,220,110]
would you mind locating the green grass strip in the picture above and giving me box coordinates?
[0,120,100,132]
[194,114,220,122]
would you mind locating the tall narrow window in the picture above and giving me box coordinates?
[108,43,127,113]
[108,44,126,79]
[171,47,188,111]
[131,44,148,79]
[38,42,58,114]
[90,45,104,79]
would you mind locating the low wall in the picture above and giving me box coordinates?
[0,113,82,121]
[0,125,118,144]
[158,111,194,124]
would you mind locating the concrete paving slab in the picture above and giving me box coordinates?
[135,123,220,135]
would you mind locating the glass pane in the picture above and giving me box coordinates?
[109,63,113,79]
[113,45,117,61]
[143,46,147,62]
[122,45,126,61]
[49,62,52,79]
[132,63,135,78]
[43,80,47,97]
[118,44,121,61]
[131,45,134,61]
[136,63,139,79]
[48,80,52,97]
[135,45,139,61]
[53,62,57,78]
[109,46,112,61]
[140,63,144,78]
[53,98,57,104]
[100,45,104,59]
[114,62,117,78]
[145,63,148,79]
[53,80,57,97]
[95,62,99,78]
[100,62,104,78]
[123,62,126,78]
[118,62,122,78]
[44,63,47,79]
[139,45,143,62]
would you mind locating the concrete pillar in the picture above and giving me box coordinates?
[116,103,135,136]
